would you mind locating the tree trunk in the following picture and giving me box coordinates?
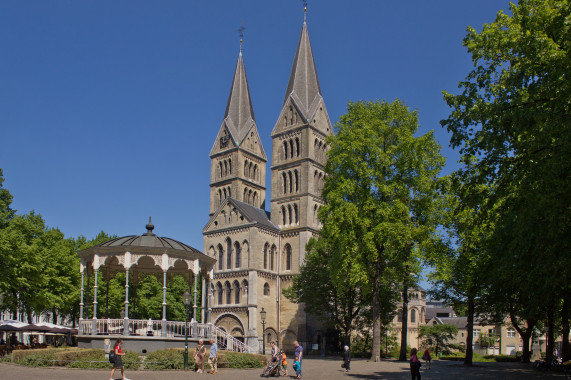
[562,294,570,362]
[399,281,409,361]
[546,306,554,365]
[464,295,474,366]
[370,246,384,362]
[509,313,535,363]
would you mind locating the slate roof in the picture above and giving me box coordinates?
[228,198,278,231]
[425,306,455,321]
[222,52,256,145]
[283,21,323,122]
[434,317,468,329]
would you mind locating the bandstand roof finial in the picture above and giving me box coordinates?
[144,216,155,236]
[302,0,307,23]
[238,21,245,56]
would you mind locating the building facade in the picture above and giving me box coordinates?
[202,17,331,352]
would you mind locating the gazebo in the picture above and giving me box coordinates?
[77,219,248,353]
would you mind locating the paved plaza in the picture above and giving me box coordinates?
[0,357,565,380]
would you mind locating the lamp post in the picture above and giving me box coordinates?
[183,290,192,370]
[260,307,267,355]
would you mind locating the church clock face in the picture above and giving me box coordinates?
[220,135,230,148]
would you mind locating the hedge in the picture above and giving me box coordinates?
[11,348,139,369]
[143,348,265,370]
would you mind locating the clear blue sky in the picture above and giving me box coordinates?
[1,1,511,253]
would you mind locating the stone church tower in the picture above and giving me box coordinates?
[203,14,332,353]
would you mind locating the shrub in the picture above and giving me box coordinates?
[11,347,140,369]
[144,348,191,370]
[483,354,521,362]
[222,351,265,369]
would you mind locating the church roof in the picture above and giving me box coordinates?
[229,198,277,231]
[283,21,323,123]
[222,52,256,145]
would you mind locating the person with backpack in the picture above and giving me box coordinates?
[410,348,422,380]
[109,339,130,380]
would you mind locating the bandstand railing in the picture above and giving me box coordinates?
[78,319,252,352]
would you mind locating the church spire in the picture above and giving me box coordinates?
[282,20,322,123]
[223,47,256,145]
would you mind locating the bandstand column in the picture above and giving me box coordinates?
[201,275,206,323]
[193,275,198,321]
[162,270,167,337]
[79,270,85,320]
[92,270,99,335]
[124,269,130,336]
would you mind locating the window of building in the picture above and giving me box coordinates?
[216,282,223,305]
[264,283,270,296]
[397,309,403,323]
[263,243,269,269]
[488,328,496,336]
[233,281,240,304]
[234,241,241,269]
[411,309,416,323]
[285,244,292,270]
[473,329,481,337]
[270,245,276,271]
[225,282,232,304]
[218,244,224,270]
[507,328,516,338]
[226,238,232,270]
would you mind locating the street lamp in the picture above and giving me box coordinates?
[183,290,192,370]
[260,307,267,355]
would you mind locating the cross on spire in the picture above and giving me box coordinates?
[238,22,245,54]
[301,0,307,23]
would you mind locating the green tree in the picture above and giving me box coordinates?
[322,99,445,361]
[284,237,367,345]
[441,0,571,362]
[418,324,459,358]
[0,169,15,227]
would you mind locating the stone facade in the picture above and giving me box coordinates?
[203,20,330,353]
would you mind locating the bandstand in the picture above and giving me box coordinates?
[77,219,251,354]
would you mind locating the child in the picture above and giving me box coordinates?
[422,348,431,369]
[292,358,301,379]
[280,351,288,377]
[410,348,422,380]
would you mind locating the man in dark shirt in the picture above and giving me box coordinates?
[294,341,303,379]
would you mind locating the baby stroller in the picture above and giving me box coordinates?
[261,359,281,377]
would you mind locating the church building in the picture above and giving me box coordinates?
[202,12,332,352]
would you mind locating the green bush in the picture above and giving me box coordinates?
[143,349,264,370]
[11,347,140,369]
[483,354,521,362]
[144,348,191,370]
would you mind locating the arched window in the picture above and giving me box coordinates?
[217,282,223,305]
[224,161,228,176]
[411,309,417,323]
[295,137,300,157]
[227,186,231,198]
[263,243,269,269]
[243,188,248,202]
[294,204,299,225]
[253,192,258,207]
[397,309,403,323]
[223,188,227,199]
[218,244,224,270]
[228,159,232,174]
[225,282,232,304]
[314,170,319,191]
[270,245,276,271]
[282,172,288,194]
[234,241,241,269]
[313,204,318,224]
[242,279,248,300]
[285,244,292,270]
[253,164,258,181]
[248,189,252,204]
[249,162,253,178]
[288,171,293,193]
[289,140,294,159]
[288,204,293,225]
[283,141,289,160]
[218,162,222,179]
[226,238,232,270]
[263,283,270,296]
[233,281,240,304]
[244,160,249,176]
[294,170,299,192]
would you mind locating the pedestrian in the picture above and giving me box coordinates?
[294,340,303,379]
[207,338,218,375]
[194,339,206,373]
[422,348,431,369]
[109,339,130,380]
[270,341,280,363]
[410,348,421,380]
[280,350,288,377]
[342,345,351,372]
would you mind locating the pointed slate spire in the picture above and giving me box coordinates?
[283,21,323,122]
[223,51,256,145]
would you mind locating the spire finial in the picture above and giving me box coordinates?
[238,22,245,55]
[144,216,155,236]
[302,0,307,23]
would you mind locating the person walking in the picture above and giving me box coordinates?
[410,348,422,380]
[207,338,218,375]
[270,341,280,363]
[294,341,303,379]
[194,339,206,373]
[342,345,351,372]
[109,339,130,380]
[422,348,431,369]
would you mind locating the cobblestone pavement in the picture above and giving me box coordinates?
[0,357,564,380]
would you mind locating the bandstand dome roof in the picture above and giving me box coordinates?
[77,218,216,273]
